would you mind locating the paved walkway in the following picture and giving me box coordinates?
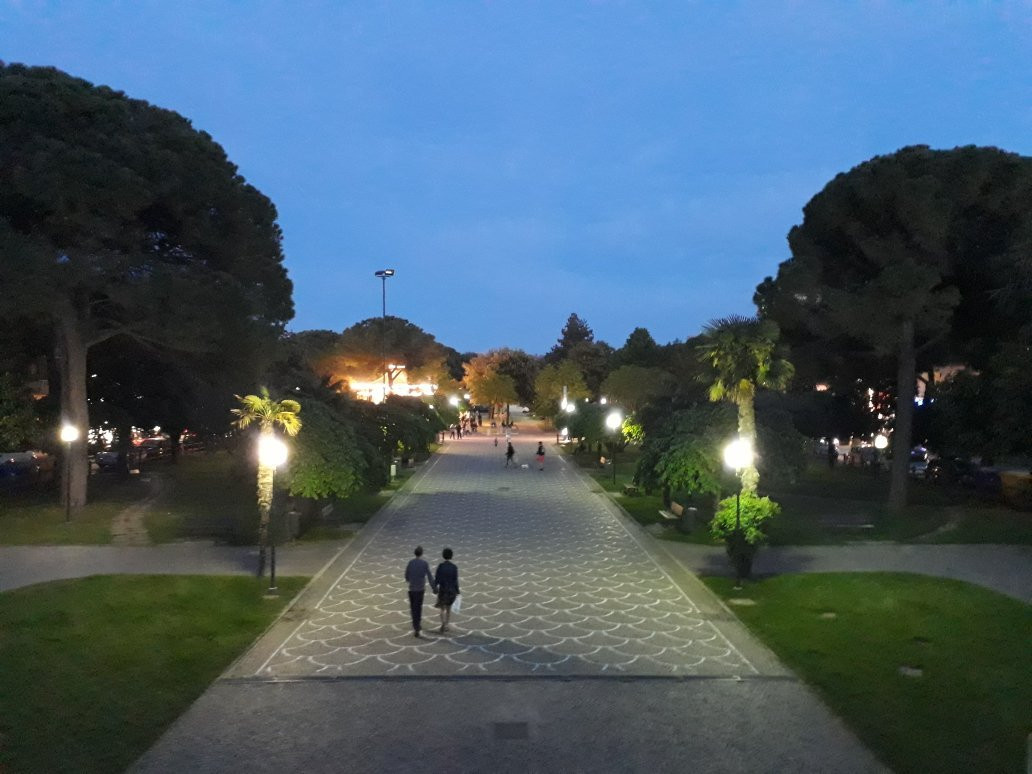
[0,542,342,592]
[133,430,886,773]
[663,542,1032,603]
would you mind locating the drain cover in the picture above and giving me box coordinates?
[493,722,529,740]
[497,486,511,491]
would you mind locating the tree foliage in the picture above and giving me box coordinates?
[601,365,676,413]
[532,360,590,418]
[0,64,292,510]
[758,145,1032,510]
[710,492,780,546]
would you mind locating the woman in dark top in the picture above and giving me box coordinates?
[434,547,460,633]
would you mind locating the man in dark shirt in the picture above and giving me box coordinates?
[404,546,436,638]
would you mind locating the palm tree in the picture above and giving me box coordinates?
[232,388,302,576]
[698,316,793,493]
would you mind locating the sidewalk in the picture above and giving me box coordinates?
[658,541,1032,603]
[0,542,343,592]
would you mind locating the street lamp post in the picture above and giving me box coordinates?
[374,269,395,398]
[723,437,755,589]
[606,410,623,486]
[257,435,289,594]
[59,423,81,523]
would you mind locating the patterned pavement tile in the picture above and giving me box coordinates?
[258,431,756,678]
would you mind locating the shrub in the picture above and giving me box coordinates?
[710,491,781,545]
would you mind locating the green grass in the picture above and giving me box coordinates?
[704,573,1032,774]
[0,476,149,545]
[0,574,308,773]
[145,452,256,543]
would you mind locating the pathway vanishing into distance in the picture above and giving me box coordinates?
[134,428,886,773]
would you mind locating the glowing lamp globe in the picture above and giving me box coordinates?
[605,411,623,431]
[60,424,80,444]
[258,436,289,469]
[874,434,889,450]
[723,438,754,471]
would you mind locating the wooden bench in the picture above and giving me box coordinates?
[658,500,685,521]
[622,483,640,497]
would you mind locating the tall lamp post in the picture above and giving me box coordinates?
[257,435,289,594]
[374,269,395,399]
[723,437,755,589]
[606,410,623,486]
[59,423,80,523]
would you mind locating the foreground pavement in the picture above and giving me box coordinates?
[133,430,886,773]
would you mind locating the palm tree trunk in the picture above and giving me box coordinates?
[255,430,275,576]
[888,319,916,513]
[737,389,759,493]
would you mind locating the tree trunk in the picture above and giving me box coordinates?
[888,319,916,513]
[737,388,760,494]
[55,307,90,513]
[255,430,275,576]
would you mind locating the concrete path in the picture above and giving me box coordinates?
[0,542,342,592]
[133,430,886,773]
[661,541,1032,603]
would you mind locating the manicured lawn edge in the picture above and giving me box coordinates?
[703,572,1032,774]
[0,575,308,773]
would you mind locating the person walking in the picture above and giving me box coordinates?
[434,547,460,633]
[536,441,545,471]
[404,546,436,638]
[505,442,515,467]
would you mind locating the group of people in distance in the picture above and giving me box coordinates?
[403,546,460,638]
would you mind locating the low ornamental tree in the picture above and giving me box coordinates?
[710,491,781,584]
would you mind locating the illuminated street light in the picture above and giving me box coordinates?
[374,269,395,395]
[59,423,80,523]
[449,395,460,407]
[606,410,623,485]
[257,435,289,593]
[723,437,755,588]
[873,434,889,450]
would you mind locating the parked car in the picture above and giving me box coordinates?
[924,457,977,486]
[908,448,929,478]
[0,451,55,488]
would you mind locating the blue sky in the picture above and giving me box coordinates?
[4,2,1031,354]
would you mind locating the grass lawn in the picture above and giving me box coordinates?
[145,452,256,544]
[0,574,308,773]
[0,475,149,545]
[704,573,1032,774]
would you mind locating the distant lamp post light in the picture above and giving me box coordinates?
[722,437,755,588]
[873,434,889,450]
[449,395,460,407]
[374,269,395,395]
[59,423,80,523]
[606,410,623,485]
[257,435,289,594]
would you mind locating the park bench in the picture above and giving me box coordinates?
[658,500,685,521]
[622,483,640,497]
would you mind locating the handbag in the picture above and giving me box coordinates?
[451,593,461,613]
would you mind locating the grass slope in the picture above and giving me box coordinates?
[705,573,1032,774]
[0,574,307,773]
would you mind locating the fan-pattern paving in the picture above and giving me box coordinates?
[260,434,755,677]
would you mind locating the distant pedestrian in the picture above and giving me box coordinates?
[404,546,436,638]
[494,437,498,447]
[536,442,545,470]
[505,442,515,467]
[826,441,837,469]
[434,548,460,633]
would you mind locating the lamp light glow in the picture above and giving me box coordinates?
[723,438,754,471]
[605,410,623,431]
[874,434,889,450]
[60,424,80,444]
[258,436,289,468]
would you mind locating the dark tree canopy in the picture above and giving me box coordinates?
[546,313,595,362]
[757,144,1032,509]
[616,327,662,369]
[0,63,293,508]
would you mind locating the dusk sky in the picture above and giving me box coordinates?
[4,2,1031,355]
